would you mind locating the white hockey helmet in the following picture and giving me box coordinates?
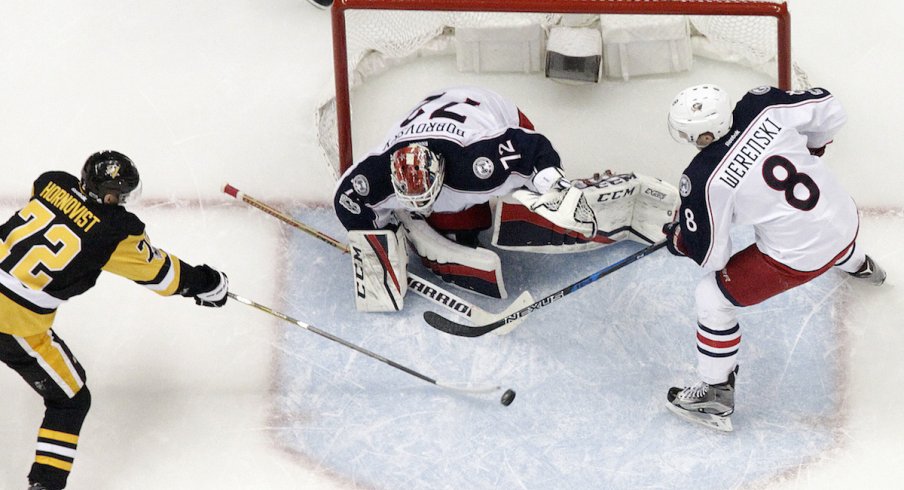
[668,84,733,147]
[390,143,445,214]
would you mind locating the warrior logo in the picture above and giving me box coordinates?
[679,174,692,197]
[351,175,370,196]
[472,157,494,179]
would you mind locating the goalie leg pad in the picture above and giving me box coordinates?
[348,228,408,312]
[491,196,614,253]
[511,186,597,238]
[399,213,507,299]
[579,172,679,244]
[631,173,680,244]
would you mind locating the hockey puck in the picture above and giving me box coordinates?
[500,389,516,406]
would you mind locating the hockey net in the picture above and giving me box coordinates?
[319,0,804,178]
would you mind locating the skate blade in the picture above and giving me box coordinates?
[665,402,734,432]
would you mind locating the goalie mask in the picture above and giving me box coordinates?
[80,150,142,205]
[668,84,733,148]
[390,143,445,214]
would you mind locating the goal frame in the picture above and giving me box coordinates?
[330,0,792,173]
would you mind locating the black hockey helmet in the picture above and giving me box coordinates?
[80,150,141,204]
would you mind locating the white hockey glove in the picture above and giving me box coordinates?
[193,265,229,308]
[512,185,597,238]
[347,227,408,312]
[531,166,570,194]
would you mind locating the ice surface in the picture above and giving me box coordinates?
[1,0,902,489]
[273,207,846,489]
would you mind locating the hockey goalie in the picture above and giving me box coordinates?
[333,85,678,312]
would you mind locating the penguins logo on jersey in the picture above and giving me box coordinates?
[679,174,692,197]
[472,157,494,179]
[351,175,370,196]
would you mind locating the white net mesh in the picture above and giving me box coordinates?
[346,11,560,65]
[320,2,798,179]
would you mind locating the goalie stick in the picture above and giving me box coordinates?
[228,292,502,395]
[222,183,534,329]
[424,239,667,337]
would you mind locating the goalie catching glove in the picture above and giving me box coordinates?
[348,227,408,312]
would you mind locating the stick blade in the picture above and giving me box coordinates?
[423,311,500,337]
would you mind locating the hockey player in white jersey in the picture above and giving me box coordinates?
[662,84,886,431]
[333,86,569,309]
[334,86,679,312]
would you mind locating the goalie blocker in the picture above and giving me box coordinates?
[348,227,408,312]
[494,172,679,253]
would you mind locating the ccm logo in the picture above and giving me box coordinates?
[597,187,635,202]
[352,246,366,298]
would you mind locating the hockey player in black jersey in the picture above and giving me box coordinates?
[662,85,886,431]
[0,151,228,490]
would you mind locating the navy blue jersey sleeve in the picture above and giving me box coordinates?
[676,161,716,267]
[438,128,562,191]
[489,127,561,176]
[333,153,396,231]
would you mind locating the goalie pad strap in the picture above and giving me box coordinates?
[399,213,507,299]
[348,228,408,312]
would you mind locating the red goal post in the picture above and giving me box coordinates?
[329,0,792,174]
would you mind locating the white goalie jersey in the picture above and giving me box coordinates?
[333,86,564,232]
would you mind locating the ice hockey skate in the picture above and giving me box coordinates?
[666,367,737,432]
[849,255,886,286]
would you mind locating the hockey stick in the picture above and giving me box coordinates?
[228,292,503,394]
[423,239,668,337]
[222,183,534,327]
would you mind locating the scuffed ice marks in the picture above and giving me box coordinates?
[273,207,843,489]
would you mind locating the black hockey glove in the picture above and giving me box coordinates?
[193,264,229,307]
[663,222,686,257]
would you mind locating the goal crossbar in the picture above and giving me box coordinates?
[330,0,791,173]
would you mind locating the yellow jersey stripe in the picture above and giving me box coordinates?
[0,293,56,336]
[37,428,79,445]
[34,455,74,471]
[23,333,84,395]
[102,233,181,295]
